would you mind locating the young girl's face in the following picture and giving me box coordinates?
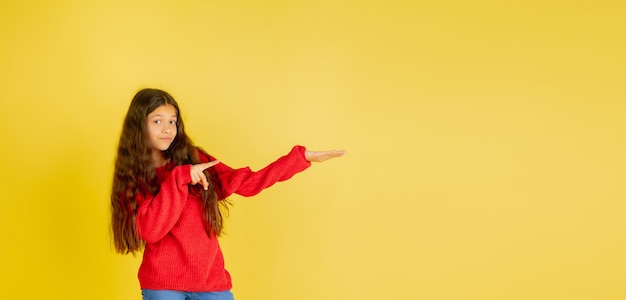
[145,104,178,152]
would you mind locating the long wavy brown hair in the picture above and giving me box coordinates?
[111,88,229,255]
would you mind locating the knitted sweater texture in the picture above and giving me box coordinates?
[134,145,311,292]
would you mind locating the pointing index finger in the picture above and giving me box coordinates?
[199,160,220,171]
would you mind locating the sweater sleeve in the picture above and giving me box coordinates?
[135,164,192,243]
[211,145,311,199]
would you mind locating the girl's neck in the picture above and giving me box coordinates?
[152,150,168,168]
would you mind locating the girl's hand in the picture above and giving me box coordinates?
[190,160,220,190]
[305,150,346,162]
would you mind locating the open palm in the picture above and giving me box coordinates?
[305,150,346,162]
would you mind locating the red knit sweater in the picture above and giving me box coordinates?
[134,145,311,292]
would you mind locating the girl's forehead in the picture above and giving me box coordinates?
[149,104,178,116]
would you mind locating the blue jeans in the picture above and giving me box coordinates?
[141,289,234,300]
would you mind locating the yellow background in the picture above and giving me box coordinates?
[1,1,624,299]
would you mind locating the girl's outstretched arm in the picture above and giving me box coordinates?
[207,146,345,199]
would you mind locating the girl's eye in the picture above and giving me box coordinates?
[154,120,161,124]
[169,120,177,125]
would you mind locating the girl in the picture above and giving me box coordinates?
[110,88,344,300]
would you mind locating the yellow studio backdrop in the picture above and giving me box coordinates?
[0,1,624,299]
